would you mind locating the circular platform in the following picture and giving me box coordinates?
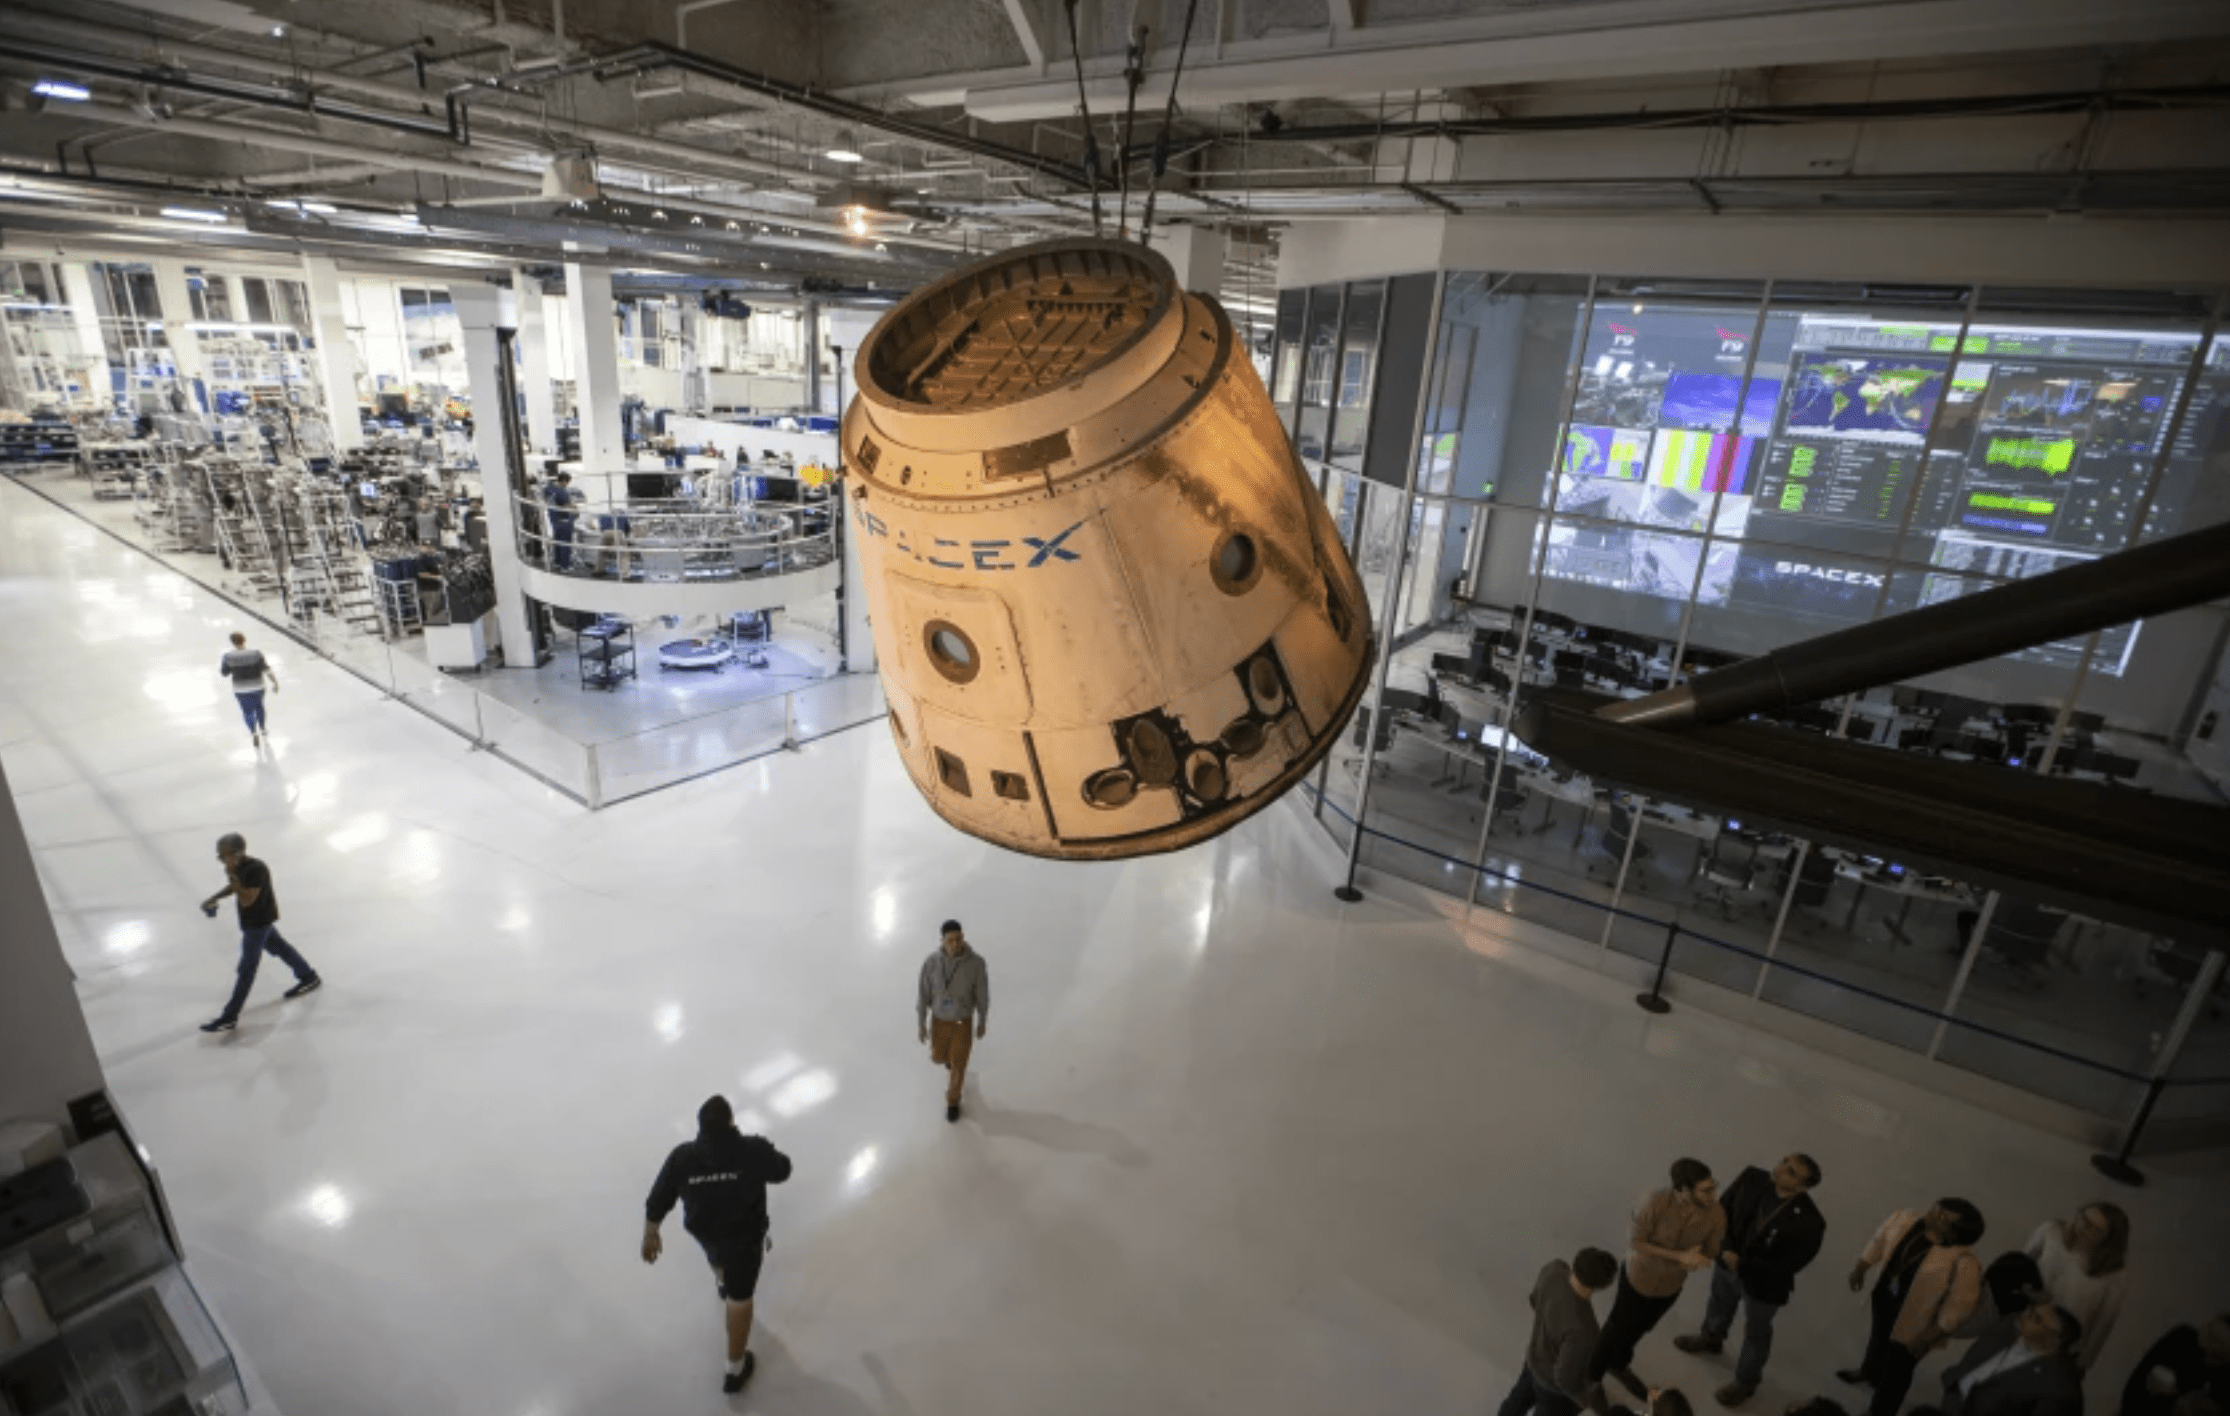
[657,637,736,671]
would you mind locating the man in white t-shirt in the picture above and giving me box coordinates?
[218,632,279,745]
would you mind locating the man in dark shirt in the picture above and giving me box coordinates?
[1504,1246,1620,1416]
[197,833,320,1033]
[1675,1154,1827,1407]
[643,1095,794,1393]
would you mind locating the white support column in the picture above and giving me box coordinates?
[299,255,363,451]
[563,261,624,473]
[513,271,559,456]
[0,756,107,1133]
[449,281,539,662]
[149,259,209,408]
[58,264,112,408]
[1150,224,1229,293]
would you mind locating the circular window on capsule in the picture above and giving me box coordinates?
[1210,529,1262,595]
[923,620,980,684]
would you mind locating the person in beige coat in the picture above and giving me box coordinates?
[1837,1200,1987,1416]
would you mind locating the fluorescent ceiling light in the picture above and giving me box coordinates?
[161,206,230,223]
[826,129,864,164]
[264,199,338,215]
[33,80,91,102]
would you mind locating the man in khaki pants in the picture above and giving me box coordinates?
[917,919,990,1123]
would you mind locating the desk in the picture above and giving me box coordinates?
[1833,860,1975,945]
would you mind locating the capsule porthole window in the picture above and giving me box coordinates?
[1211,529,1262,595]
[924,620,980,684]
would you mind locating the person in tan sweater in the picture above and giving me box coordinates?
[1837,1199,1987,1416]
[1591,1159,1727,1399]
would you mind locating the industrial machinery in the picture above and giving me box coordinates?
[842,238,1373,860]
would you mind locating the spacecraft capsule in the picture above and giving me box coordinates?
[842,237,1374,860]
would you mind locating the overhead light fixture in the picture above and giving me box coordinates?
[161,206,230,223]
[270,24,287,37]
[33,80,91,102]
[826,130,864,164]
[843,205,870,238]
[264,199,338,215]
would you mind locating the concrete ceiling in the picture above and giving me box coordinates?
[2,0,2228,313]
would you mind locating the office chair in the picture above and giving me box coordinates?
[1694,834,1755,920]
[1592,801,1654,887]
[1486,765,1530,834]
[1350,706,1396,754]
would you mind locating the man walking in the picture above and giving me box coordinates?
[1593,1159,1727,1399]
[643,1096,794,1393]
[1839,1199,1988,1416]
[218,631,278,745]
[1929,1304,2085,1416]
[916,919,990,1123]
[198,833,320,1033]
[1675,1154,1827,1407]
[1503,1246,1620,1416]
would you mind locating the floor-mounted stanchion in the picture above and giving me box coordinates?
[1636,920,1679,1014]
[2091,1077,2167,1187]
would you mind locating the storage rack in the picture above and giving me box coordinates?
[79,442,156,500]
[578,618,635,691]
[0,419,78,471]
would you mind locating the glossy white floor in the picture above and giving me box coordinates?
[4,474,2224,1416]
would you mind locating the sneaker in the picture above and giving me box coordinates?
[722,1351,756,1394]
[200,1017,237,1033]
[1837,1369,1872,1387]
[946,1103,960,1123]
[1716,1383,1757,1408]
[284,975,322,999]
[1676,1334,1725,1356]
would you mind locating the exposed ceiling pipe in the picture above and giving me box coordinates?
[58,100,547,189]
[576,42,1089,190]
[0,9,831,191]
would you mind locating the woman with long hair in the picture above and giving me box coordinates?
[2026,1202,2130,1372]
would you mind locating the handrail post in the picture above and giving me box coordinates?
[1636,919,1678,1014]
[2091,1078,2167,1188]
[586,742,603,809]
[783,691,799,750]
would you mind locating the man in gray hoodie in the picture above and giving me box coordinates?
[917,919,990,1123]
[1504,1246,1619,1416]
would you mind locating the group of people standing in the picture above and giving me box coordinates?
[640,920,993,1392]
[1510,1155,2208,1416]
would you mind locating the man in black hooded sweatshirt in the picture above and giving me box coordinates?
[643,1095,794,1392]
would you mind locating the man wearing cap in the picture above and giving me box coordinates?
[916,919,990,1123]
[197,832,321,1033]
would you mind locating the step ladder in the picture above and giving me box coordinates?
[295,483,383,634]
[204,463,284,601]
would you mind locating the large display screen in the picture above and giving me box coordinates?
[1538,303,2204,674]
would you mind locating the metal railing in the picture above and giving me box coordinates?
[515,489,836,583]
[1305,782,2230,1175]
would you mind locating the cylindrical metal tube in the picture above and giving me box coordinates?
[844,238,1374,859]
[1599,520,2230,727]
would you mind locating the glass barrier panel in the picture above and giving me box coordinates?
[1934,903,2189,1118]
[382,641,486,741]
[789,672,888,743]
[1599,793,1768,996]
[591,697,790,804]
[473,693,592,801]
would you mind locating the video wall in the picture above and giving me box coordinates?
[1538,301,2219,675]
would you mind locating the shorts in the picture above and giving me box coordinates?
[699,1231,768,1302]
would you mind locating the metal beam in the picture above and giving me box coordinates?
[1002,0,1048,70]
[903,0,2230,123]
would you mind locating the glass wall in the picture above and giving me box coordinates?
[1308,267,2230,1122]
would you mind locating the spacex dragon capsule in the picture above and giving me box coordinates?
[841,237,1373,859]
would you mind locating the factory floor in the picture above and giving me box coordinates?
[6,473,2227,1416]
[14,466,848,753]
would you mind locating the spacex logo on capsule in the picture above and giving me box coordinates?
[855,504,1086,570]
